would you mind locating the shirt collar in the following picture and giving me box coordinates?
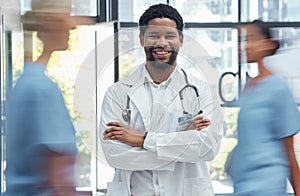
[142,64,181,87]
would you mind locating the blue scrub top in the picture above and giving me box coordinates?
[5,62,77,195]
[228,75,300,195]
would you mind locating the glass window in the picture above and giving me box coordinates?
[241,0,300,22]
[0,14,5,194]
[2,1,21,31]
[183,28,237,72]
[20,0,97,16]
[118,28,143,79]
[183,28,239,105]
[170,0,238,22]
[119,0,238,23]
[211,108,238,194]
[266,27,300,103]
[271,27,300,48]
[72,0,97,16]
[20,0,31,15]
[119,0,166,22]
[94,22,116,193]
[11,32,24,84]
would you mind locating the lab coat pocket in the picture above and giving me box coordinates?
[183,177,214,196]
[107,181,129,196]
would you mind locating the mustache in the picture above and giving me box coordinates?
[145,46,179,68]
[147,46,175,53]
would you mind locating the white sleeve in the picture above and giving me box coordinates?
[99,87,175,171]
[143,83,224,162]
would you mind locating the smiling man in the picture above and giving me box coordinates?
[100,4,223,196]
[141,18,182,71]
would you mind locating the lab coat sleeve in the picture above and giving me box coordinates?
[99,87,175,171]
[143,83,224,162]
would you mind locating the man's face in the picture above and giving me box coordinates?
[140,17,183,69]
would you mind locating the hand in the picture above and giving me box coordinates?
[104,122,144,147]
[187,116,211,131]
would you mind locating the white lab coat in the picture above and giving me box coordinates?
[100,64,224,196]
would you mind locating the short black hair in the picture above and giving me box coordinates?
[251,19,272,39]
[138,4,184,35]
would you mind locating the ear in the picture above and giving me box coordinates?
[139,34,144,46]
[179,34,184,47]
[258,39,278,51]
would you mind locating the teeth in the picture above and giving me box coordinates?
[155,51,169,55]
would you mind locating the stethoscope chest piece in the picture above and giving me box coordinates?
[122,109,131,122]
[122,95,131,122]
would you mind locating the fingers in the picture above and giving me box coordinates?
[192,117,211,131]
[196,119,211,131]
[194,117,210,125]
[103,127,124,140]
[104,124,135,140]
[104,129,124,140]
[193,116,204,121]
[104,126,122,134]
[106,121,125,127]
[104,126,121,139]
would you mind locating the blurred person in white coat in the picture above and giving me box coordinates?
[100,4,223,196]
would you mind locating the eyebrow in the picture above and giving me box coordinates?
[166,31,177,35]
[147,31,177,35]
[147,31,159,35]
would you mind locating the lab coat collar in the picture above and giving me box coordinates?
[120,63,187,94]
[143,66,172,87]
[119,64,187,131]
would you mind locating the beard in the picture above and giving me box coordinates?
[145,46,179,69]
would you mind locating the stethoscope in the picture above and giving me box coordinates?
[122,68,202,123]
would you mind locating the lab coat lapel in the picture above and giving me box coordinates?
[147,67,187,133]
[164,67,186,105]
[120,65,151,129]
[130,85,151,129]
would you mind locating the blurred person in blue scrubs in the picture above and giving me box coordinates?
[5,0,78,195]
[227,20,300,195]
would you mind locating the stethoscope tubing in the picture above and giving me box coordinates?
[122,69,201,122]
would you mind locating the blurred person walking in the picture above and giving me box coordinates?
[227,20,300,196]
[5,0,78,195]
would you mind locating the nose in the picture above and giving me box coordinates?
[157,36,168,47]
[66,17,77,30]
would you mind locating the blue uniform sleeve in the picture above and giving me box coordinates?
[275,83,300,139]
[33,82,77,155]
